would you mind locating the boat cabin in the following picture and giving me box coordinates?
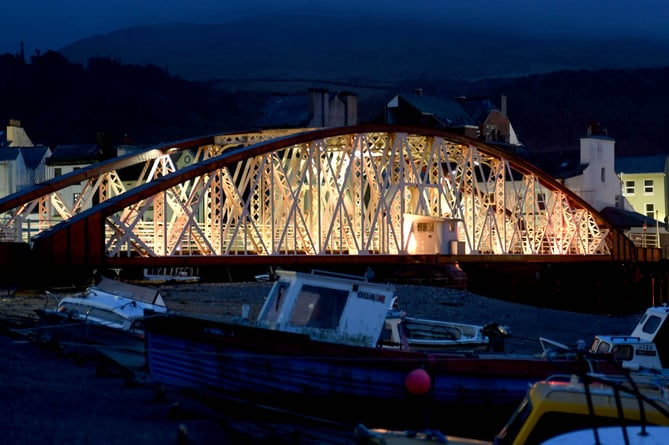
[589,305,669,371]
[630,304,669,365]
[256,269,397,348]
[495,374,669,445]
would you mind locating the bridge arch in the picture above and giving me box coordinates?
[26,125,636,269]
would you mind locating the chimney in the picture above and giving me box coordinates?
[587,121,604,136]
[308,88,329,127]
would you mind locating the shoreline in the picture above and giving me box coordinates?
[0,280,646,444]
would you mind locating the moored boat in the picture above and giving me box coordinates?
[143,269,618,434]
[541,304,669,375]
[34,276,167,355]
[356,370,669,445]
[381,303,510,353]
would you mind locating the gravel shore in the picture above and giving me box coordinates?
[0,281,646,444]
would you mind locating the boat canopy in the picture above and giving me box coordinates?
[94,276,166,307]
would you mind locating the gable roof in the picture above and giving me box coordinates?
[394,93,474,127]
[455,96,499,124]
[20,147,50,169]
[600,206,666,230]
[0,148,21,161]
[255,94,311,129]
[518,150,587,179]
[615,154,667,174]
[47,144,101,165]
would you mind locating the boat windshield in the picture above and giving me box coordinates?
[641,315,662,335]
[259,283,289,327]
[289,284,348,330]
[60,303,128,326]
[495,395,531,445]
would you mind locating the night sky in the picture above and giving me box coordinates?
[2,0,668,58]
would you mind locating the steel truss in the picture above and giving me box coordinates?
[101,130,610,257]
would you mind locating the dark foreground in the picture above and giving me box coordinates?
[0,333,363,445]
[0,282,644,444]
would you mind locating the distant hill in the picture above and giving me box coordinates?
[4,15,669,157]
[59,14,669,86]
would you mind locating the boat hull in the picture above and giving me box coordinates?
[144,314,599,433]
[34,309,145,356]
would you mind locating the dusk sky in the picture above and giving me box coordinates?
[2,0,669,58]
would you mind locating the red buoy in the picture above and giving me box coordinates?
[405,368,431,395]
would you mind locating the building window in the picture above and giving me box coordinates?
[625,180,635,195]
[601,167,605,182]
[646,203,655,219]
[644,179,654,194]
[537,193,546,211]
[73,193,80,205]
[54,167,62,177]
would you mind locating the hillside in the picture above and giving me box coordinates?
[55,16,669,155]
[2,26,669,155]
[59,14,669,85]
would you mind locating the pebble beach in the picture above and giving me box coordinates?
[0,281,645,444]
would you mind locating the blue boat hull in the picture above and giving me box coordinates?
[144,314,596,433]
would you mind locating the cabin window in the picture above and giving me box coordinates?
[641,315,662,335]
[612,345,633,361]
[597,342,611,354]
[416,222,434,232]
[259,283,288,326]
[60,303,126,325]
[290,284,348,330]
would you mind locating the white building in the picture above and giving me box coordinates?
[563,125,621,212]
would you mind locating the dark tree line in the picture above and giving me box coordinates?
[0,51,270,148]
[1,49,668,157]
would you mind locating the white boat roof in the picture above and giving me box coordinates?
[630,305,669,343]
[541,426,669,444]
[60,292,150,319]
[94,276,166,307]
[256,269,397,348]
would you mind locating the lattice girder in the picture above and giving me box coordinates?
[99,131,613,258]
[3,128,611,259]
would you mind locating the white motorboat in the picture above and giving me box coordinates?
[381,305,510,352]
[34,276,168,354]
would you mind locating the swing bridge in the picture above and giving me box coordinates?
[0,125,646,277]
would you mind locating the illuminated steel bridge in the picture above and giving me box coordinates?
[0,125,640,272]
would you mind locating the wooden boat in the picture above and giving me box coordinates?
[33,276,167,355]
[143,269,616,434]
